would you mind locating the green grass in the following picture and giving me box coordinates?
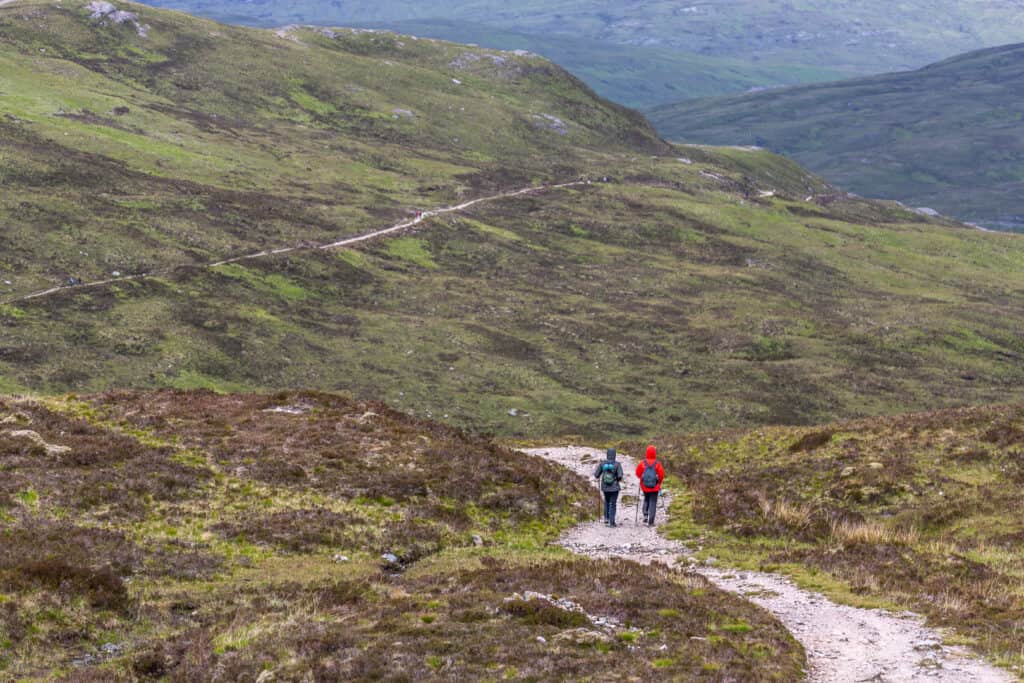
[386,237,438,269]
[650,42,1024,230]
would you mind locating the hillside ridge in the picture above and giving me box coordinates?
[649,41,1024,230]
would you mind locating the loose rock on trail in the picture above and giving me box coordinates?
[525,446,1012,683]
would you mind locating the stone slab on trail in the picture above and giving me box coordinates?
[524,446,1012,683]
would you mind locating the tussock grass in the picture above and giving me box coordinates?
[829,519,920,547]
[648,403,1024,676]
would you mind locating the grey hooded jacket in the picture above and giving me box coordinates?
[594,449,624,493]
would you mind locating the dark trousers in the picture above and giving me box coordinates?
[643,491,659,524]
[603,491,619,524]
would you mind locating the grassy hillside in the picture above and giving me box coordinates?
[141,0,1024,103]
[649,43,1024,231]
[645,403,1024,675]
[0,0,666,290]
[0,391,806,679]
[3,1,1024,442]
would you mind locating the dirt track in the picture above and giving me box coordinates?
[525,446,1012,683]
[1,181,588,306]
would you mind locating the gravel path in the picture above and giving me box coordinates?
[525,446,1013,683]
[1,181,588,306]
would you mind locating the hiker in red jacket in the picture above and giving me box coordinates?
[636,445,664,526]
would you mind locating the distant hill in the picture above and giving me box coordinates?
[3,1,1024,440]
[140,0,1024,106]
[342,19,841,109]
[649,43,1024,231]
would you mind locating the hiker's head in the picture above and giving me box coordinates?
[606,447,616,461]
[645,445,657,461]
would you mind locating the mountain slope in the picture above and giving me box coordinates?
[649,43,1024,231]
[0,0,665,290]
[2,1,1024,441]
[141,0,1024,103]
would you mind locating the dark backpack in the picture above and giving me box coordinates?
[601,462,617,487]
[641,461,659,489]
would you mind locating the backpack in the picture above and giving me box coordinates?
[641,461,659,489]
[601,462,617,487]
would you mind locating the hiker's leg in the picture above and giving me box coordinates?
[608,491,619,526]
[603,493,612,522]
[644,492,658,524]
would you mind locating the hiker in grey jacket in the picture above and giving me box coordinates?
[594,448,624,527]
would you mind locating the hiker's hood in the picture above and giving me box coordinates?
[645,445,657,463]
[606,448,617,462]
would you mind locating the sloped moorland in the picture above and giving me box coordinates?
[0,2,1022,680]
[644,403,1024,675]
[0,391,805,680]
[2,5,1024,440]
[650,42,1024,231]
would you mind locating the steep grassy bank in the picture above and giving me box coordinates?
[650,43,1024,230]
[644,404,1024,676]
[0,391,805,680]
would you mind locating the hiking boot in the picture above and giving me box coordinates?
[609,522,617,528]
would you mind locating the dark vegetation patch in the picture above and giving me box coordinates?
[0,399,210,520]
[0,390,617,678]
[648,403,1024,673]
[211,508,359,553]
[0,518,138,614]
[91,390,588,523]
[137,558,803,681]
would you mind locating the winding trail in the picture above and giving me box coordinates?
[526,446,1012,683]
[0,180,588,306]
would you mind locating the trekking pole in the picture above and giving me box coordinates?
[635,484,641,525]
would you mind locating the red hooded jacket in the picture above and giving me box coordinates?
[636,445,664,493]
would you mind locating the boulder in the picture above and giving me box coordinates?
[552,628,612,647]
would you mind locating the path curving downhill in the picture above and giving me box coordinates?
[1,180,589,306]
[525,446,1012,683]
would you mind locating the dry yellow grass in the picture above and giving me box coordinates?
[829,519,920,547]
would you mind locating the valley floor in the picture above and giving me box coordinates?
[525,446,1014,683]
